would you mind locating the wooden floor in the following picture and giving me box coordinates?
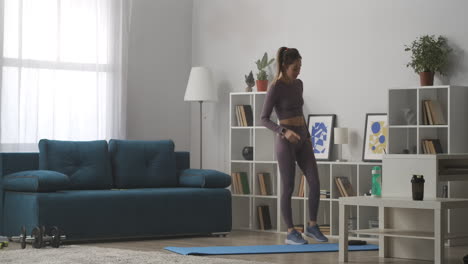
[5,230,468,263]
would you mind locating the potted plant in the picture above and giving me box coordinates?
[255,52,274,91]
[404,35,452,86]
[244,71,255,92]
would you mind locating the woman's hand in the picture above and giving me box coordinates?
[283,129,301,144]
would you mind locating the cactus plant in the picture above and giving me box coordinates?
[255,52,275,81]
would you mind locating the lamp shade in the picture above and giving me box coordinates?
[184,67,217,102]
[334,127,348,145]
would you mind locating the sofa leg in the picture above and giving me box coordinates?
[211,232,229,237]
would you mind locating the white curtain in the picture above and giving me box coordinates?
[0,0,131,151]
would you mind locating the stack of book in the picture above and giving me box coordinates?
[320,190,330,198]
[257,172,273,195]
[231,172,250,194]
[320,224,330,235]
[257,205,272,230]
[421,100,446,125]
[293,224,304,233]
[296,175,306,197]
[235,105,253,126]
[421,138,443,154]
[334,176,355,197]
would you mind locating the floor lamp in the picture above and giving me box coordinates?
[184,67,217,169]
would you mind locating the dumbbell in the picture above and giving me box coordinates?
[11,226,66,249]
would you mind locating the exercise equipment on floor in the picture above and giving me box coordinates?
[10,226,66,249]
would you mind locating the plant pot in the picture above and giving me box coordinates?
[419,72,434,86]
[256,80,268,92]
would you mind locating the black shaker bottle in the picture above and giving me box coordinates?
[411,175,425,201]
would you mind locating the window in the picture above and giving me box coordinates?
[1,0,128,146]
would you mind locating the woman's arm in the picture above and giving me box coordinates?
[261,83,285,135]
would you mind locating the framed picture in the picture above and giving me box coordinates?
[307,114,336,161]
[362,113,388,162]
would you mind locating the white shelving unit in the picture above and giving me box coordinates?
[386,85,468,246]
[387,85,468,155]
[230,92,382,238]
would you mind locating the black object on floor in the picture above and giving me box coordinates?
[348,240,367,246]
[463,254,468,264]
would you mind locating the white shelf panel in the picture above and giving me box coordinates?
[254,161,278,164]
[351,229,435,240]
[231,126,268,129]
[292,196,306,200]
[253,195,278,199]
[231,160,254,163]
[231,92,267,95]
[389,125,418,128]
[232,194,253,198]
[419,125,448,128]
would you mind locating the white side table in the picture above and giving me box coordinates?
[338,196,468,264]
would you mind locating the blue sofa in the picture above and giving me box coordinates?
[0,139,232,241]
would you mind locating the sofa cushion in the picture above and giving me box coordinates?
[38,139,113,190]
[179,169,231,188]
[109,139,177,188]
[3,170,70,192]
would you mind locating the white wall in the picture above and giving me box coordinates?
[127,0,193,152]
[192,0,468,171]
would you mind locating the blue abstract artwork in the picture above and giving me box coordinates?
[312,122,328,154]
[307,114,335,160]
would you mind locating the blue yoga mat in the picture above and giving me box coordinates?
[165,243,378,255]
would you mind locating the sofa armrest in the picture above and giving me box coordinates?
[179,169,231,188]
[3,170,70,192]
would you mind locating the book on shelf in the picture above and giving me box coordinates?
[231,172,250,194]
[234,105,253,127]
[296,175,305,197]
[421,100,446,125]
[430,100,446,125]
[334,176,355,197]
[334,177,345,197]
[257,205,272,230]
[235,105,241,126]
[239,172,250,194]
[421,139,443,154]
[320,224,330,235]
[320,189,330,198]
[257,172,273,195]
[294,224,304,233]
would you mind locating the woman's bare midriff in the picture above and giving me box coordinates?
[279,116,306,126]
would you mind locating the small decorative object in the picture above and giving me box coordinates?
[404,35,452,86]
[362,113,388,162]
[401,108,416,125]
[307,114,336,161]
[244,71,255,92]
[441,184,448,198]
[411,174,425,201]
[242,146,253,160]
[334,127,348,162]
[371,166,382,197]
[255,52,274,92]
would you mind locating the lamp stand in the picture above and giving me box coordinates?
[199,101,203,169]
[336,144,347,162]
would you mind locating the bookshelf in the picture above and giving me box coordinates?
[230,92,382,239]
[387,85,468,155]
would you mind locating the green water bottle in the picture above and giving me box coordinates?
[371,166,382,197]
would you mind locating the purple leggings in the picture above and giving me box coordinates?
[276,125,320,228]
